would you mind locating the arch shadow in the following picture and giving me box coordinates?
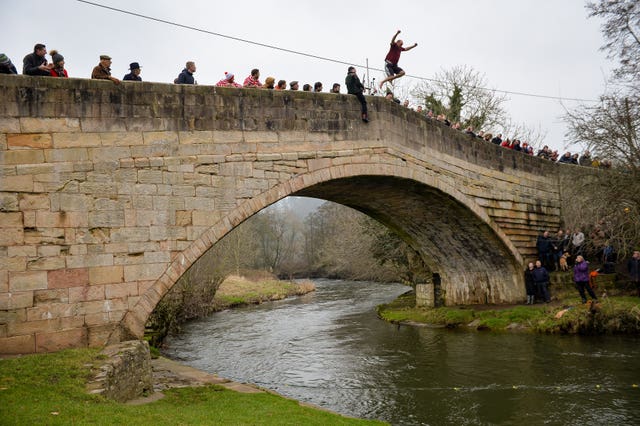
[115,162,524,341]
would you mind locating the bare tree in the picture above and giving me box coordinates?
[587,0,640,84]
[560,1,640,259]
[411,65,509,130]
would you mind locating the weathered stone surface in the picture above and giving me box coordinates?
[0,75,582,354]
[87,340,153,402]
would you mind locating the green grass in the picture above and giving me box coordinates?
[377,291,640,334]
[0,349,385,425]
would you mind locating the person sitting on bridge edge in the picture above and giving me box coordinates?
[345,66,368,123]
[91,55,120,84]
[175,61,196,84]
[243,68,262,88]
[123,62,142,81]
[216,72,242,88]
[0,54,18,74]
[378,30,417,89]
[23,43,53,76]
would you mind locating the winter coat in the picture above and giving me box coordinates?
[176,68,195,84]
[22,53,50,76]
[532,266,550,285]
[573,260,590,283]
[629,258,640,281]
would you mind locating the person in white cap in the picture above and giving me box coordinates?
[216,72,241,88]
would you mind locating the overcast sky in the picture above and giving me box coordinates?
[3,0,613,152]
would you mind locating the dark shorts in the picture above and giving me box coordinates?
[385,61,403,77]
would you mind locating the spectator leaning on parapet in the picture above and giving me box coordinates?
[314,82,323,92]
[123,62,142,81]
[289,81,299,91]
[263,77,275,89]
[275,79,286,90]
[243,68,262,88]
[175,61,196,84]
[0,53,17,74]
[49,50,67,77]
[216,72,242,88]
[579,150,592,166]
[91,55,120,84]
[330,83,341,94]
[302,83,311,91]
[23,43,52,76]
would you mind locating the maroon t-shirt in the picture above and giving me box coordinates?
[385,43,406,65]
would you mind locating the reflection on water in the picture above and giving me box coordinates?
[163,279,640,425]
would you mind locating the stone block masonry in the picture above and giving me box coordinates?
[0,75,577,354]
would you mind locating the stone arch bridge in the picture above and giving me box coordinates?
[0,76,580,354]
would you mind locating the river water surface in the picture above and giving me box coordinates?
[163,279,640,425]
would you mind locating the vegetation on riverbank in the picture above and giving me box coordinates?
[212,275,315,310]
[0,348,384,425]
[377,291,640,334]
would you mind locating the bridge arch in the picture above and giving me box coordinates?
[117,160,524,341]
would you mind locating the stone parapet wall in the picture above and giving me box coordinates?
[0,75,569,353]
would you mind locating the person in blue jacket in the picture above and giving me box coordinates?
[532,260,551,303]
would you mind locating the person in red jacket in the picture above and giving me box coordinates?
[49,50,68,78]
[378,30,417,89]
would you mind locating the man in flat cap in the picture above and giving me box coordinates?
[91,55,120,84]
[123,62,142,81]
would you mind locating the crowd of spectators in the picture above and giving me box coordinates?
[393,96,612,169]
[1,44,611,166]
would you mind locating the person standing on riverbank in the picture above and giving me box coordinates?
[573,255,597,303]
[524,262,536,304]
[629,250,640,297]
[532,260,551,303]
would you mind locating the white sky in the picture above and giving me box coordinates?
[3,0,613,152]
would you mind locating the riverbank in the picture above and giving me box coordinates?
[0,348,384,425]
[377,291,640,334]
[212,275,316,310]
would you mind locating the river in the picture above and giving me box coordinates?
[162,279,640,425]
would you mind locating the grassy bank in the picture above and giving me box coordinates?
[377,291,640,334]
[212,275,316,310]
[0,348,384,425]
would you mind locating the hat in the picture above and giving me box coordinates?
[224,72,234,81]
[51,51,64,64]
[100,55,111,60]
[129,62,141,70]
[0,53,10,65]
[289,81,299,88]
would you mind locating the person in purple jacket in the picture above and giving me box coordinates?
[573,255,598,303]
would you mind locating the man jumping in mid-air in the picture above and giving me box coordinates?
[379,30,417,89]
